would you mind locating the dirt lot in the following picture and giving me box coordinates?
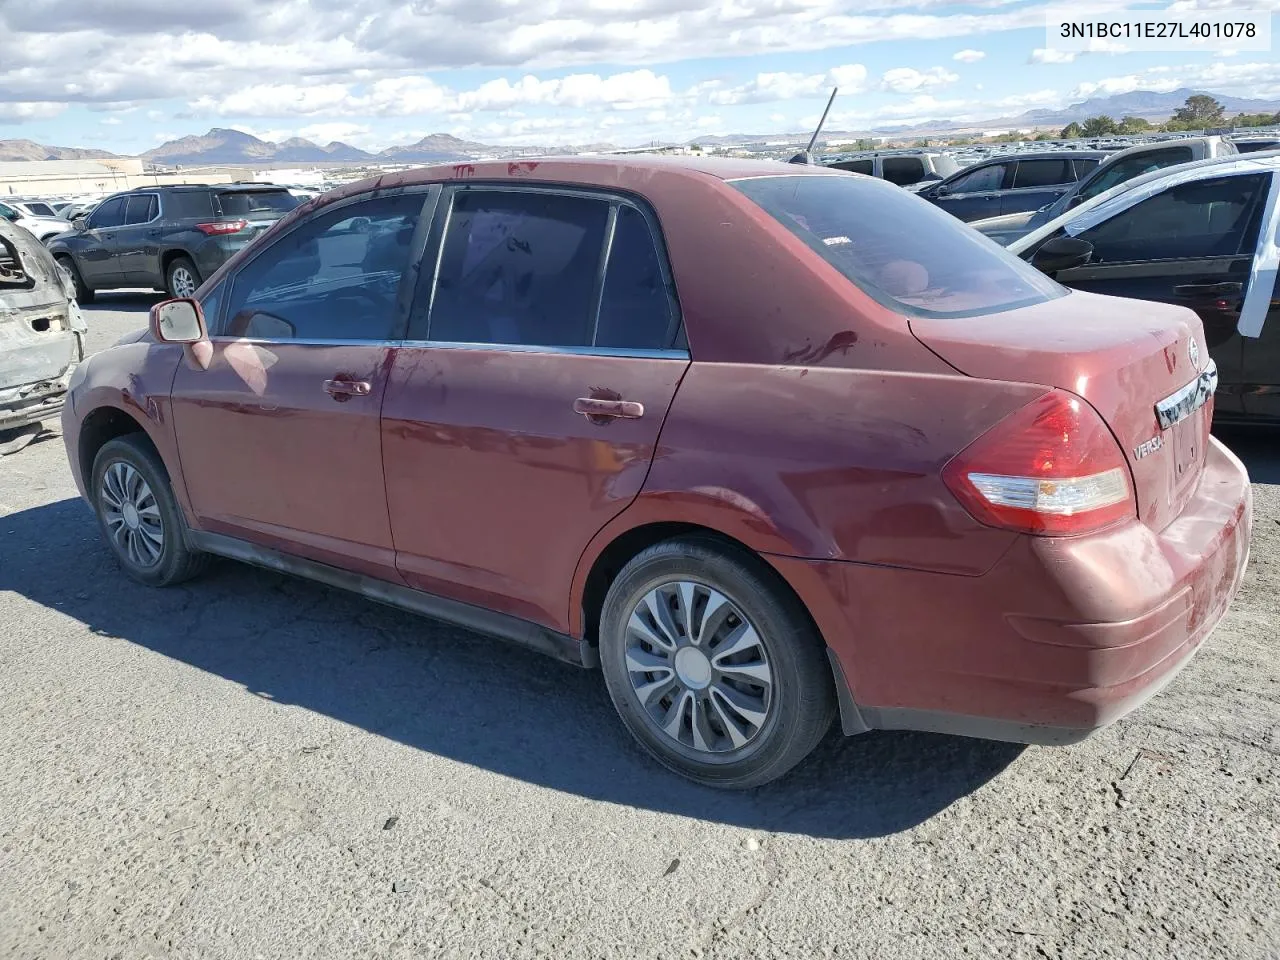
[1,293,1278,960]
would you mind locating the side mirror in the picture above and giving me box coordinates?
[1030,236,1094,275]
[73,218,88,232]
[150,298,207,344]
[933,184,950,198]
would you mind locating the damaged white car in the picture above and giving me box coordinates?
[0,216,87,454]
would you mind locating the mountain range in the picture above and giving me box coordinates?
[137,127,493,165]
[2,88,1276,165]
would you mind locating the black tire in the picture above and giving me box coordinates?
[91,435,209,587]
[599,535,835,789]
[165,256,201,299]
[55,255,93,304]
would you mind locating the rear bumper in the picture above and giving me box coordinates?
[773,435,1253,744]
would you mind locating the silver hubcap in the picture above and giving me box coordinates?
[100,461,164,568]
[171,267,196,298]
[624,581,774,755]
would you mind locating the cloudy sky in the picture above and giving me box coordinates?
[2,0,1278,153]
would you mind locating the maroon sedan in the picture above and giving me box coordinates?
[61,157,1252,788]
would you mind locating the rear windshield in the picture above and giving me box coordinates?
[731,174,1064,319]
[214,190,298,218]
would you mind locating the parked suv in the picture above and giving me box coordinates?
[61,158,1250,788]
[913,151,1108,221]
[46,183,299,302]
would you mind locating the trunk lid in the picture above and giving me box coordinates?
[910,288,1213,533]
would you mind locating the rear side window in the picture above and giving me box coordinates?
[1073,158,1102,176]
[124,195,157,225]
[595,205,678,350]
[1075,173,1270,263]
[428,190,610,347]
[24,202,56,217]
[222,193,424,340]
[881,156,925,186]
[732,175,1064,319]
[166,191,217,220]
[1078,147,1195,202]
[1013,159,1074,188]
[215,190,298,218]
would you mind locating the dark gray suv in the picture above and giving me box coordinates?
[47,183,299,302]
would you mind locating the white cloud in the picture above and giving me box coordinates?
[707,65,866,105]
[880,66,959,93]
[0,101,66,122]
[953,49,986,62]
[100,116,122,126]
[1030,48,1076,64]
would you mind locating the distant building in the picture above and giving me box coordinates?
[0,158,235,197]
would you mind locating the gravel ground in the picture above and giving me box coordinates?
[1,293,1278,960]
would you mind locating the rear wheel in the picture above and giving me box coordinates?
[165,256,200,299]
[91,436,209,587]
[599,536,835,789]
[55,255,93,304]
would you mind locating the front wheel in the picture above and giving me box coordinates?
[91,435,209,587]
[599,536,835,789]
[55,255,93,304]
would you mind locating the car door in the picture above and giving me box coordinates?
[928,161,1013,221]
[1047,172,1272,419]
[169,188,432,581]
[381,186,690,633]
[76,196,128,288]
[1001,158,1077,216]
[1242,247,1280,422]
[114,193,159,285]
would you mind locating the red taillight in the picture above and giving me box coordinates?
[942,389,1135,537]
[195,219,248,236]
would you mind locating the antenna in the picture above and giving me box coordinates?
[807,86,839,154]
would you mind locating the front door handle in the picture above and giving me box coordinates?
[1173,281,1243,298]
[573,397,644,420]
[323,378,372,400]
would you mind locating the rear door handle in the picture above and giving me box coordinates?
[573,397,644,420]
[1173,281,1243,298]
[323,378,372,400]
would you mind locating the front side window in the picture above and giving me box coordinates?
[1075,173,1270,264]
[24,202,56,217]
[88,197,127,230]
[946,163,1007,194]
[428,190,610,347]
[732,174,1064,319]
[1013,159,1074,189]
[222,193,424,341]
[1078,147,1195,202]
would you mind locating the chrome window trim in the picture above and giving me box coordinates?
[203,335,689,360]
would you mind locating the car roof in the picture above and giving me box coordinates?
[342,154,835,193]
[1009,150,1280,254]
